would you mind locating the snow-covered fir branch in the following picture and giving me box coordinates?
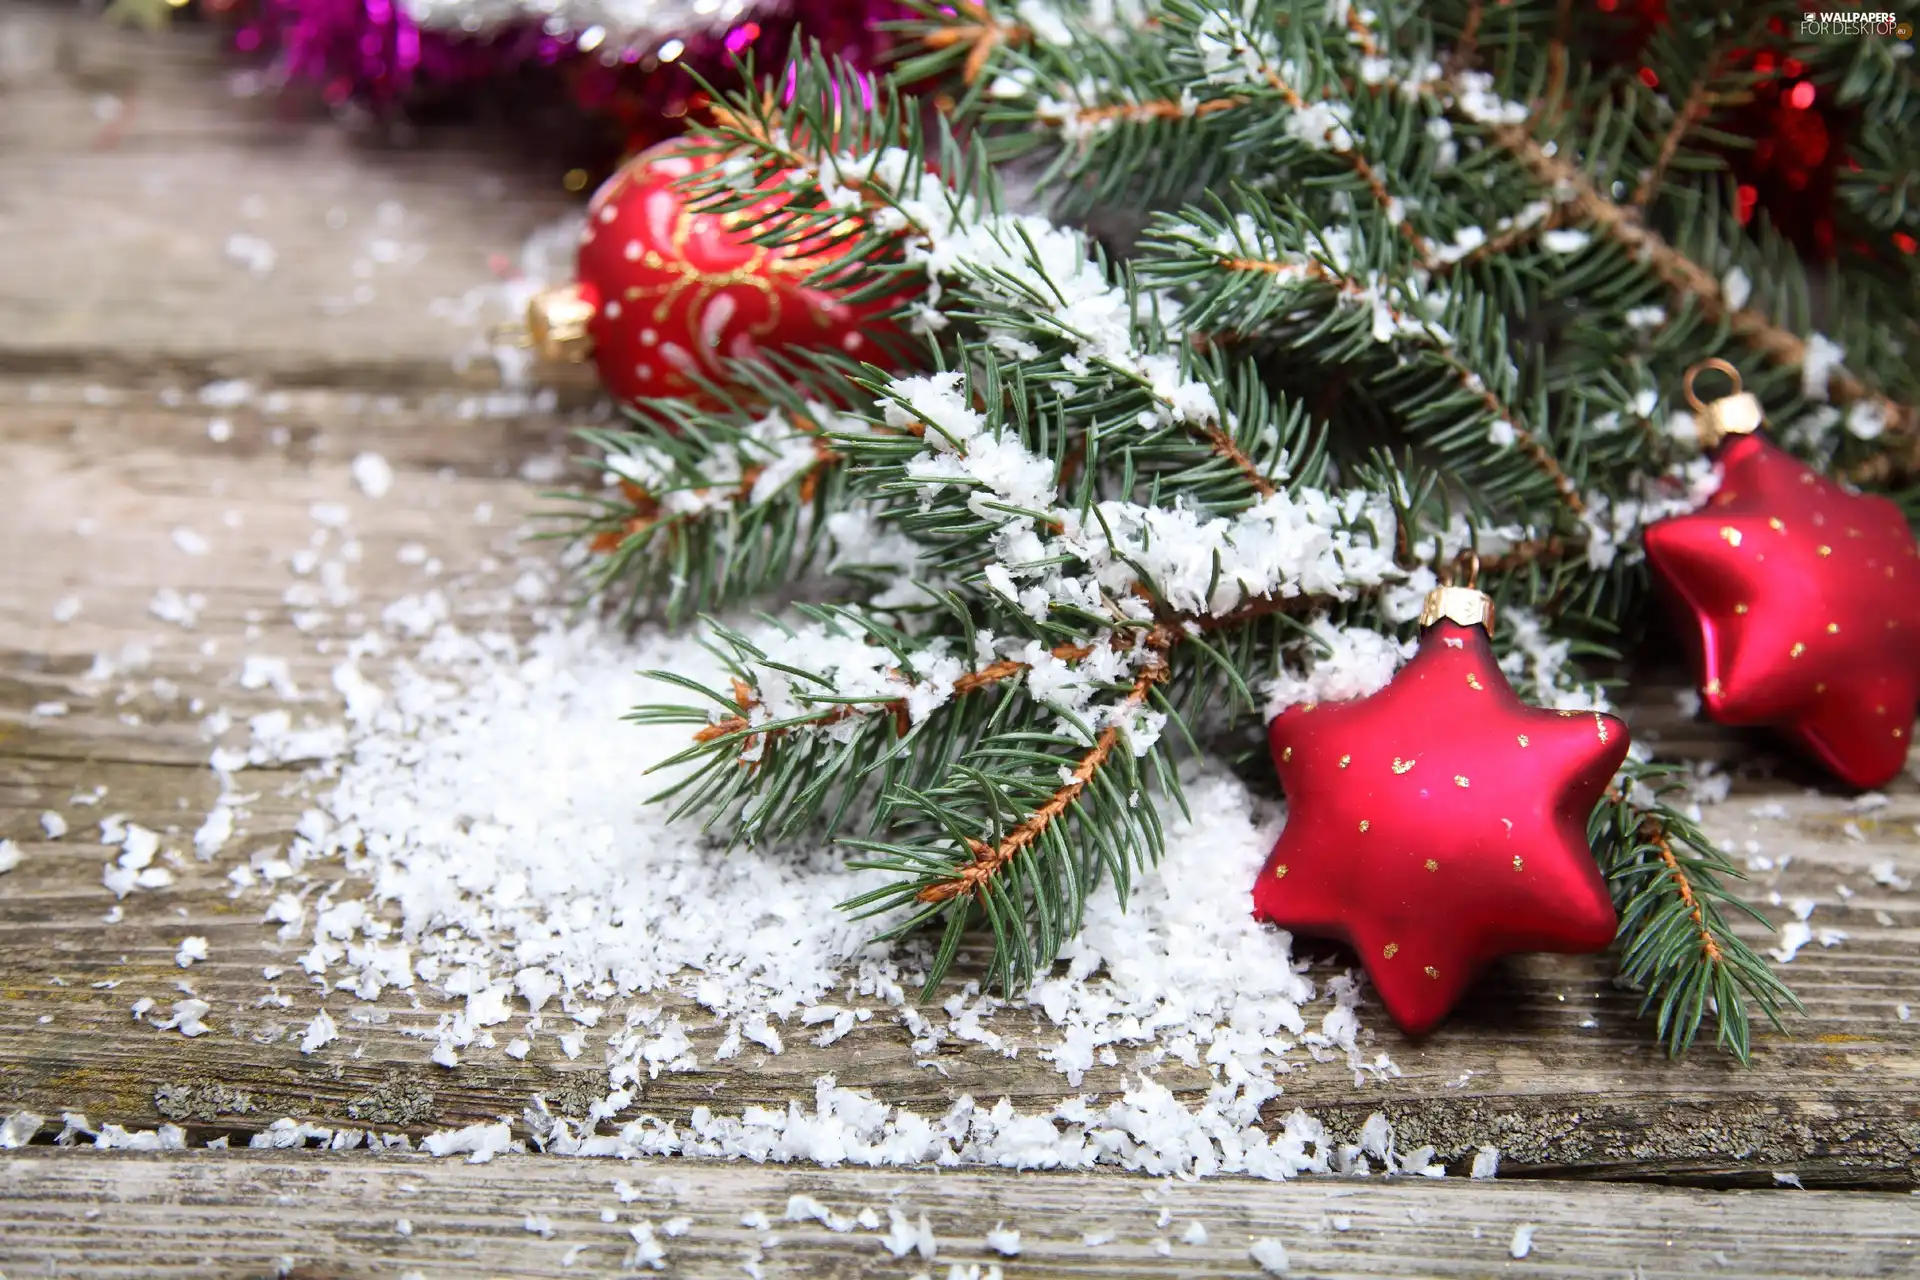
[576,26,1850,1048]
[919,0,1917,473]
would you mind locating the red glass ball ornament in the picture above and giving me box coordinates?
[1252,593,1628,1036]
[1644,431,1920,789]
[532,140,899,411]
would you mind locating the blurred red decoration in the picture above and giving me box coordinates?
[1645,432,1920,789]
[1603,0,1845,260]
[527,140,900,412]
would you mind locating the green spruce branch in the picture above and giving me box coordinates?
[1593,764,1804,1062]
[899,0,1919,482]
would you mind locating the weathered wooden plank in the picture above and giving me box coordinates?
[2,388,1917,1190]
[2,1150,1915,1279]
[0,3,578,387]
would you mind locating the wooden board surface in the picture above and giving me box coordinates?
[1,4,1918,1275]
[5,1149,1918,1279]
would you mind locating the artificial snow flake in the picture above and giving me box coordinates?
[1722,266,1752,310]
[300,1009,340,1055]
[984,1225,1021,1256]
[1846,400,1888,441]
[1249,1238,1292,1274]
[352,452,395,498]
[155,999,212,1037]
[1801,333,1845,402]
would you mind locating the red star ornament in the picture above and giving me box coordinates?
[1252,590,1629,1036]
[527,140,899,412]
[1643,431,1920,789]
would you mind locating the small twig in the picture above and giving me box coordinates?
[591,435,839,553]
[694,643,1093,750]
[1258,67,1434,268]
[918,631,1174,903]
[1197,591,1332,632]
[922,1,1029,85]
[1542,0,1574,123]
[1339,2,1381,58]
[1607,788,1726,967]
[1842,436,1920,487]
[1445,0,1485,78]
[1482,118,1917,449]
[1065,95,1244,127]
[1216,251,1585,514]
[1633,67,1720,208]
[1427,206,1567,279]
[1480,535,1572,575]
[1434,350,1587,516]
[1646,818,1726,964]
[1199,423,1278,498]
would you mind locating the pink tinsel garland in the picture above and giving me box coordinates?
[225,0,902,142]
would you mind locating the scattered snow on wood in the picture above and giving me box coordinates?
[352,452,395,498]
[420,1119,517,1163]
[1249,1237,1291,1273]
[1510,1223,1536,1259]
[299,1008,339,1055]
[205,579,1404,1175]
[1,1110,45,1148]
[984,1224,1021,1255]
[155,999,211,1037]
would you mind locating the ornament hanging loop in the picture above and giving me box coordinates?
[1682,358,1742,414]
[1682,358,1764,449]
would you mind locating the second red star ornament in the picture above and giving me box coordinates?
[1252,586,1629,1035]
[1642,365,1920,790]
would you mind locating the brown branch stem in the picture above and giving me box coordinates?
[1607,789,1726,967]
[1473,117,1916,460]
[694,643,1097,750]
[1433,350,1588,515]
[1633,68,1718,207]
[1215,254,1586,516]
[1427,206,1566,279]
[924,1,1028,85]
[918,631,1175,904]
[592,430,841,554]
[1200,423,1279,498]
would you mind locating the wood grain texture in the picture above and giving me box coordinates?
[1,1,1918,1256]
[0,1,580,387]
[3,1150,1917,1279]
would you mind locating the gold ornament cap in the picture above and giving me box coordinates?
[525,284,597,364]
[1419,585,1495,637]
[1684,358,1762,449]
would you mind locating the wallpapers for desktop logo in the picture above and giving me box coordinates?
[1797,11,1912,38]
